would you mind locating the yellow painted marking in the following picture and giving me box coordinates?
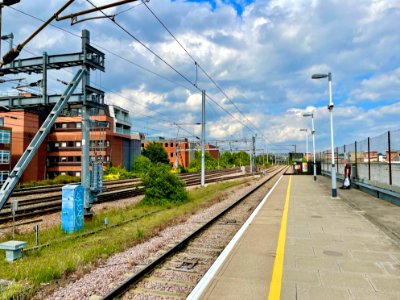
[268,175,292,300]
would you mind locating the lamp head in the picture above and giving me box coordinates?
[311,73,328,79]
[299,128,308,132]
[303,113,313,117]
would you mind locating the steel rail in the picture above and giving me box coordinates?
[102,166,287,299]
[0,168,265,224]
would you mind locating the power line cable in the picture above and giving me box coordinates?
[141,1,261,133]
[84,0,259,137]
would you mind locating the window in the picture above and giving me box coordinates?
[0,150,10,164]
[105,156,110,162]
[0,130,10,144]
[75,172,81,177]
[76,141,81,147]
[60,157,67,162]
[0,171,8,184]
[171,142,173,147]
[0,117,4,127]
[106,140,110,147]
[165,143,168,147]
[170,152,173,158]
[76,122,82,129]
[61,123,67,129]
[61,142,67,148]
[76,156,81,162]
[60,172,66,176]
[54,142,60,148]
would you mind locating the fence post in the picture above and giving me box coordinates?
[388,131,392,185]
[354,141,358,180]
[336,147,339,174]
[368,137,371,181]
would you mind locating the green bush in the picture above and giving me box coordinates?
[18,175,80,188]
[140,163,188,206]
[132,155,152,176]
[103,165,136,180]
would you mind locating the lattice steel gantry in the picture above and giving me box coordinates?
[0,30,105,215]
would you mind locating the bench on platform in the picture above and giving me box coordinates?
[0,240,27,262]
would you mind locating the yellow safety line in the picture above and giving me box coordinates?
[268,175,292,300]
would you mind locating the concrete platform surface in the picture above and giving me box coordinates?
[282,176,400,300]
[189,174,400,300]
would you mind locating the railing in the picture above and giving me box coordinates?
[318,129,400,191]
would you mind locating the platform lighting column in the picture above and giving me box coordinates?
[299,128,309,160]
[201,90,206,187]
[303,112,317,181]
[312,72,336,197]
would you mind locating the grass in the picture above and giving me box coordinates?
[0,179,249,299]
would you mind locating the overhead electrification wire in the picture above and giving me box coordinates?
[8,6,195,92]
[85,0,197,89]
[85,0,259,136]
[7,4,259,142]
[141,1,261,134]
[115,1,144,16]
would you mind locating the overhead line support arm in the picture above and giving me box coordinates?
[56,0,139,21]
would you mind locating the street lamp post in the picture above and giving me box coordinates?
[312,72,336,197]
[303,112,317,181]
[299,128,309,161]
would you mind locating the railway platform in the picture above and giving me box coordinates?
[188,174,400,300]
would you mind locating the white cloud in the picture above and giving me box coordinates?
[1,0,399,151]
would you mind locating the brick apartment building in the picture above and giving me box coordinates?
[143,137,193,168]
[142,137,219,169]
[0,119,11,185]
[0,105,140,183]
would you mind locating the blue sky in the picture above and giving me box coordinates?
[0,0,399,153]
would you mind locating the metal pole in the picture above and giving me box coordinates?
[201,90,205,187]
[354,141,358,180]
[175,143,178,169]
[368,137,371,181]
[311,115,316,181]
[42,52,48,105]
[0,6,2,58]
[306,130,309,161]
[388,131,392,185]
[81,30,91,215]
[328,73,337,197]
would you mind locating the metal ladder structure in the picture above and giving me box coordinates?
[0,69,85,210]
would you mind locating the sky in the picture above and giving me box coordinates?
[0,0,399,154]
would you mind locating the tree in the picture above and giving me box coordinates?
[132,155,151,175]
[189,151,218,172]
[220,152,235,168]
[142,142,170,165]
[141,163,188,206]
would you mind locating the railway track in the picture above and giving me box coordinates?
[0,167,273,224]
[98,165,288,299]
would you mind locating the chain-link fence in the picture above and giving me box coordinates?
[318,129,400,189]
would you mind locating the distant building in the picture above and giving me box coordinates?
[0,104,140,183]
[205,144,219,160]
[142,138,219,169]
[143,137,192,168]
[0,121,11,185]
[386,150,400,162]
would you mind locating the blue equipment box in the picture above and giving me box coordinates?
[61,185,84,233]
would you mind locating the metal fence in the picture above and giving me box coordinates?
[317,129,400,189]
